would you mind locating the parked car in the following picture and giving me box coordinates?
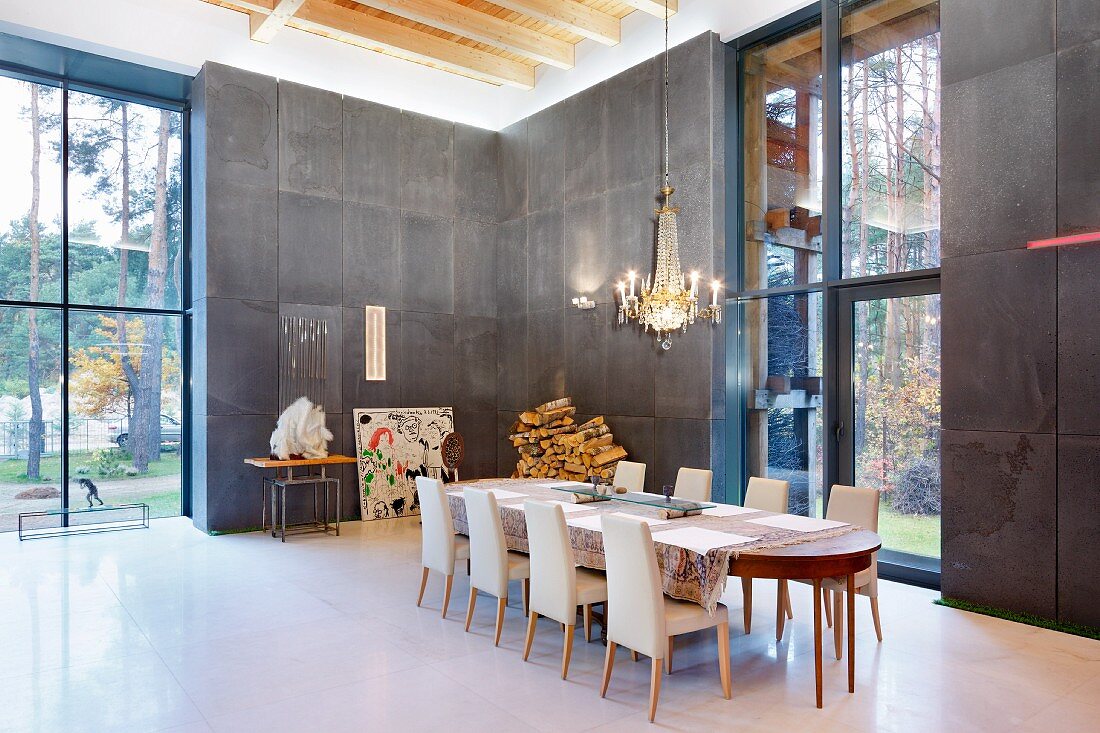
[114,414,182,450]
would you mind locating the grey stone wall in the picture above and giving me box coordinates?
[940,0,1100,626]
[493,32,728,498]
[191,63,499,532]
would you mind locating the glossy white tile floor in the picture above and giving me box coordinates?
[1,517,1097,733]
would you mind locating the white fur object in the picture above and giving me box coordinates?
[270,397,334,460]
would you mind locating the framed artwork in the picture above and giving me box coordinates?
[353,407,455,520]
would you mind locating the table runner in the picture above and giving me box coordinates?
[446,478,859,613]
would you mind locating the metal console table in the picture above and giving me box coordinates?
[244,455,356,542]
[18,502,150,541]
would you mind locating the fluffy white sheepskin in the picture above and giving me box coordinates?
[270,397,334,460]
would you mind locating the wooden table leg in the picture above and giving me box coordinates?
[813,578,823,709]
[847,573,856,693]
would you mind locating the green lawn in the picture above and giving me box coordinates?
[0,451,182,484]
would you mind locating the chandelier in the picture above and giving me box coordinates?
[617,0,721,350]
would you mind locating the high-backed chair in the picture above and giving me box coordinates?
[797,484,882,658]
[415,476,470,618]
[463,487,531,646]
[522,501,608,678]
[599,513,730,723]
[740,476,793,637]
[441,432,464,483]
[673,467,712,502]
[612,460,646,493]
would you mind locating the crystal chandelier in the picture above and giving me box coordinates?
[617,0,721,350]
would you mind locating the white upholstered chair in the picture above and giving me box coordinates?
[795,484,882,658]
[599,513,731,723]
[522,500,608,678]
[673,467,712,502]
[415,476,470,618]
[612,460,646,493]
[739,476,793,637]
[463,487,531,646]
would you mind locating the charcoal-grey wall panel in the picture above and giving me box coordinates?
[342,201,401,309]
[342,305,402,409]
[941,430,1056,617]
[607,415,655,491]
[278,81,342,199]
[605,317,657,418]
[204,297,279,416]
[400,211,454,314]
[454,219,497,318]
[400,312,455,408]
[941,249,1056,433]
[668,33,716,172]
[527,308,565,407]
[941,0,1055,86]
[564,84,608,202]
[527,106,564,214]
[204,181,278,301]
[496,217,527,315]
[1056,434,1100,627]
[1056,39,1100,237]
[343,97,400,207]
[497,313,528,413]
[1057,244,1100,434]
[454,315,497,413]
[564,193,610,303]
[527,207,565,313]
[400,111,454,217]
[454,124,499,224]
[654,418,712,493]
[279,303,342,413]
[201,414,278,532]
[1057,0,1100,49]
[607,178,658,282]
[606,58,658,190]
[564,306,608,416]
[941,55,1056,258]
[202,62,278,189]
[455,409,497,480]
[498,118,528,222]
[278,192,343,306]
[655,322,714,420]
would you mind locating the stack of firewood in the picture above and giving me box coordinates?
[508,397,628,481]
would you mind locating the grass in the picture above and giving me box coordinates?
[935,597,1100,641]
[0,451,182,484]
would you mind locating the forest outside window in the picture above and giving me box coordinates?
[0,72,185,531]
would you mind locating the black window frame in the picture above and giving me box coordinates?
[724,0,942,588]
[0,36,192,525]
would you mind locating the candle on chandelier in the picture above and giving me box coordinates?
[617,281,626,304]
[628,271,636,298]
[690,271,699,298]
[711,281,720,308]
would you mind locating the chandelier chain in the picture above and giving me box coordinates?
[663,0,670,190]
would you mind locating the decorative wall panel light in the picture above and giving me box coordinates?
[364,305,386,381]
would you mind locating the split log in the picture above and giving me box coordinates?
[536,397,572,413]
[592,446,627,467]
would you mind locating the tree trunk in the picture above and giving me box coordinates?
[26,84,44,480]
[130,110,172,472]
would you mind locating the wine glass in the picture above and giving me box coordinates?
[662,484,674,502]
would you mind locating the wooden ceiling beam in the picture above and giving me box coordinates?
[249,0,306,41]
[352,0,574,68]
[618,0,677,20]
[489,0,620,46]
[292,0,535,88]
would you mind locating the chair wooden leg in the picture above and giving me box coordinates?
[562,624,574,679]
[583,604,593,642]
[870,597,883,642]
[631,649,639,663]
[523,611,538,661]
[824,588,833,628]
[465,587,478,632]
[648,657,662,723]
[741,577,752,634]
[466,558,470,576]
[717,622,731,700]
[417,567,429,607]
[441,574,454,618]
[522,578,530,617]
[847,574,856,694]
[776,580,787,641]
[494,597,507,646]
[833,588,843,660]
[600,641,617,697]
[813,579,823,709]
[783,579,794,619]
[665,636,673,675]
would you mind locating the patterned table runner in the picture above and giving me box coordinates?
[445,478,859,612]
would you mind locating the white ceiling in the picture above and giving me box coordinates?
[0,0,812,130]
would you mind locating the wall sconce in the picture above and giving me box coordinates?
[571,296,597,310]
[364,305,386,381]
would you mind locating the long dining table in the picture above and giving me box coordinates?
[446,478,881,708]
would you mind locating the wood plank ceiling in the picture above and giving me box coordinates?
[201,0,677,89]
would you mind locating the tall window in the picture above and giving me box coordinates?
[0,73,185,532]
[736,0,941,581]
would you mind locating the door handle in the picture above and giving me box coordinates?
[834,422,845,441]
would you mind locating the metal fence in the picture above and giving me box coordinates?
[0,419,122,458]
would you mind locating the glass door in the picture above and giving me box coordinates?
[838,280,940,577]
